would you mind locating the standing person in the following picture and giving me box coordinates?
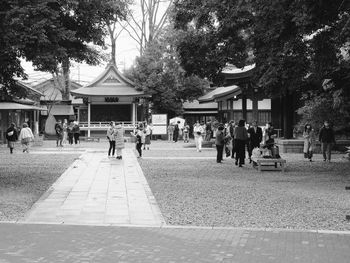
[67,121,74,145]
[319,121,336,162]
[183,122,190,143]
[193,121,204,152]
[143,123,152,150]
[107,121,115,157]
[131,126,145,158]
[247,120,263,163]
[62,119,68,144]
[215,125,225,163]
[114,122,125,159]
[234,119,248,167]
[18,123,34,153]
[228,120,236,159]
[167,123,174,142]
[205,121,212,141]
[303,124,315,162]
[72,121,80,145]
[173,121,180,142]
[6,123,18,154]
[55,120,63,147]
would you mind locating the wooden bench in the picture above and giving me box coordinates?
[251,157,286,172]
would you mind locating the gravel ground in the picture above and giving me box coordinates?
[139,149,350,231]
[0,150,80,221]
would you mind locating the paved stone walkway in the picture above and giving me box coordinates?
[20,149,165,226]
[0,223,349,263]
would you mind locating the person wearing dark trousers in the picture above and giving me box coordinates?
[173,121,180,142]
[6,123,18,154]
[234,119,248,167]
[228,120,235,158]
[72,122,80,145]
[247,120,263,163]
[107,121,115,157]
[319,121,336,162]
[215,126,225,163]
[131,127,145,158]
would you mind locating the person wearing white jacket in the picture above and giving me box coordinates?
[193,121,204,152]
[18,123,34,153]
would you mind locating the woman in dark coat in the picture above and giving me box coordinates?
[6,123,18,154]
[234,119,248,167]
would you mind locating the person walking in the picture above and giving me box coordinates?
[143,123,152,150]
[167,123,174,142]
[234,119,248,167]
[193,121,204,152]
[6,123,18,154]
[62,119,68,144]
[72,121,80,145]
[247,120,263,163]
[319,121,336,162]
[303,124,315,162]
[215,125,225,163]
[107,121,115,157]
[183,122,190,143]
[18,123,34,153]
[131,126,145,158]
[55,120,63,147]
[114,122,125,159]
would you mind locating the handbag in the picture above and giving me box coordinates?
[7,131,14,136]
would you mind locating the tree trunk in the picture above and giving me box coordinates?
[242,95,247,121]
[111,38,116,65]
[62,58,71,101]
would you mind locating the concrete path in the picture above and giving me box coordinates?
[20,149,165,226]
[0,223,349,263]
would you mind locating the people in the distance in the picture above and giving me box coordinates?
[143,122,152,150]
[193,121,204,152]
[6,123,18,154]
[167,123,174,142]
[215,125,225,163]
[72,121,80,144]
[131,125,145,158]
[183,122,190,143]
[67,121,74,145]
[205,121,212,141]
[247,120,263,163]
[319,120,336,162]
[173,121,180,142]
[303,123,315,162]
[234,119,248,167]
[264,122,277,148]
[107,121,115,157]
[114,122,125,159]
[18,123,34,153]
[55,120,63,147]
[62,119,68,145]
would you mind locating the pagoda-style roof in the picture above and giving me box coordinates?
[198,85,241,103]
[71,63,149,98]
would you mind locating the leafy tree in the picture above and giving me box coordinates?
[1,0,128,99]
[128,27,208,118]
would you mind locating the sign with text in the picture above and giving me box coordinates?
[151,114,167,135]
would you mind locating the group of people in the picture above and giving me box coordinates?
[6,122,34,153]
[54,119,80,147]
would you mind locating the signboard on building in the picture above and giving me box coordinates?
[151,114,167,135]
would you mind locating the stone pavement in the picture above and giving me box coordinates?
[20,148,165,226]
[0,223,349,263]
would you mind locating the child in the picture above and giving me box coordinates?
[131,126,145,158]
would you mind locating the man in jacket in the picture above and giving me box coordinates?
[247,120,263,163]
[319,121,336,162]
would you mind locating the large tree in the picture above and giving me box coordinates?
[173,0,350,136]
[128,27,208,118]
[1,0,128,99]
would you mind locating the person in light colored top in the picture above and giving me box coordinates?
[130,126,145,158]
[107,121,115,157]
[193,121,204,152]
[167,123,174,142]
[143,123,152,150]
[18,123,34,153]
[303,123,315,162]
[114,122,125,159]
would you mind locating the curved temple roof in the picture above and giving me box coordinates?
[71,63,150,98]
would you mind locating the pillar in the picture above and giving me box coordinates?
[242,95,247,121]
[252,95,259,123]
[131,103,137,125]
[87,101,91,137]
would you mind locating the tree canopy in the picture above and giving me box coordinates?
[0,0,128,98]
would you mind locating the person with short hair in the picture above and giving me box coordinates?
[62,119,68,144]
[55,120,63,147]
[303,123,315,162]
[107,121,115,157]
[18,123,34,153]
[319,121,336,162]
[183,122,190,143]
[215,125,225,163]
[6,123,18,154]
[193,121,204,152]
[167,123,174,142]
[67,121,74,145]
[234,119,248,167]
[114,122,125,159]
[131,126,145,158]
[72,121,80,144]
[143,122,152,150]
[247,120,263,163]
[173,121,180,142]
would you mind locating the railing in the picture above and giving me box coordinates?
[79,122,136,130]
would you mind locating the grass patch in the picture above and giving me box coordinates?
[0,152,80,221]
